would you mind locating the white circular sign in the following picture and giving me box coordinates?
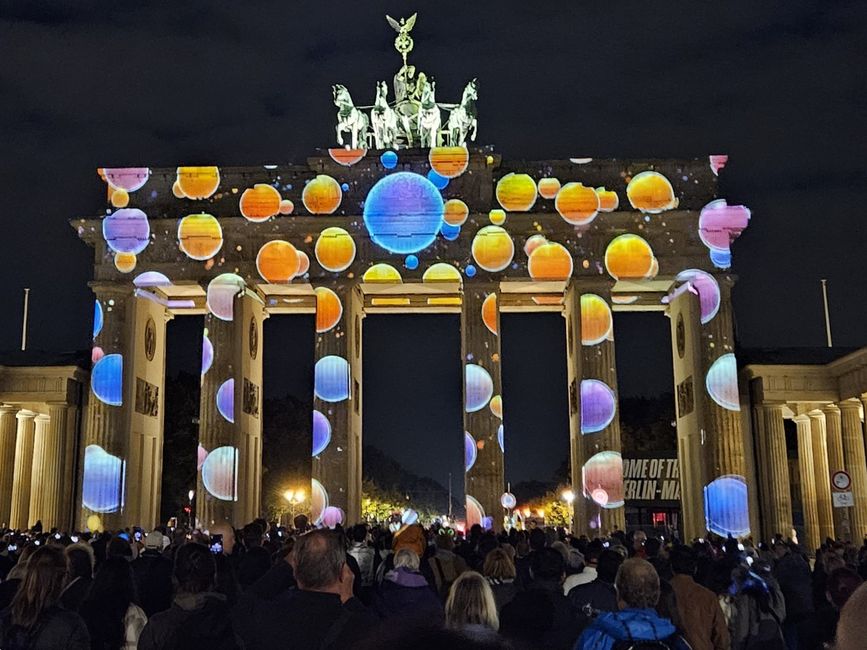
[832,471,851,491]
[500,492,516,509]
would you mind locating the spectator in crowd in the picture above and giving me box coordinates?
[816,567,863,647]
[568,548,623,614]
[61,543,94,613]
[237,522,271,588]
[373,548,443,622]
[131,532,173,617]
[772,541,813,650]
[668,545,730,650]
[564,539,603,593]
[80,557,147,650]
[481,547,518,612]
[835,581,867,650]
[445,571,500,643]
[728,561,786,650]
[347,524,376,601]
[429,531,469,601]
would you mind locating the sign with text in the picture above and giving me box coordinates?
[623,453,681,503]
[833,491,854,508]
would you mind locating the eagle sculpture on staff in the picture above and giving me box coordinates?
[386,13,417,66]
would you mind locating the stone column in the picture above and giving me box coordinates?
[840,400,867,540]
[29,405,67,530]
[824,405,849,540]
[755,405,793,540]
[10,411,36,530]
[794,414,821,551]
[563,285,587,536]
[0,406,18,528]
[808,410,835,541]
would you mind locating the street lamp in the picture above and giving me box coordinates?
[561,488,575,531]
[283,488,306,526]
[187,490,195,530]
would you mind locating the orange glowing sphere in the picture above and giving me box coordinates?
[626,171,677,213]
[482,293,498,335]
[429,146,469,178]
[596,188,620,212]
[538,177,561,199]
[279,199,294,215]
[314,287,343,333]
[523,234,548,257]
[580,294,613,345]
[114,252,136,273]
[495,173,537,212]
[363,263,402,283]
[555,182,599,225]
[315,227,355,272]
[178,213,223,261]
[443,199,469,226]
[171,181,185,198]
[296,251,310,276]
[328,148,366,166]
[176,167,220,200]
[256,240,299,283]
[240,184,282,222]
[303,175,342,215]
[528,242,573,281]
[604,234,655,280]
[111,189,129,208]
[472,226,515,272]
[489,395,503,418]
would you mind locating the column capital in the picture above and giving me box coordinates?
[88,281,132,298]
[808,409,826,420]
[15,410,36,422]
[839,399,863,412]
[0,405,18,416]
[823,404,841,415]
[792,413,812,424]
[33,413,50,424]
[758,403,786,413]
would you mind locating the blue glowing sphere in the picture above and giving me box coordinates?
[427,169,449,189]
[92,354,123,406]
[93,300,104,339]
[704,475,750,538]
[363,172,444,254]
[201,333,214,375]
[405,255,419,270]
[465,364,494,412]
[216,379,234,423]
[581,379,617,434]
[710,249,732,269]
[465,265,477,278]
[465,432,477,472]
[497,424,504,452]
[82,444,125,513]
[315,355,350,402]
[441,223,461,241]
[103,208,150,255]
[341,182,350,192]
[202,446,238,501]
[312,409,332,456]
[380,150,398,169]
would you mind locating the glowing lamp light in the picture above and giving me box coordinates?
[500,492,517,509]
[562,489,576,505]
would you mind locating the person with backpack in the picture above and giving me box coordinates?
[576,557,690,650]
[428,531,468,600]
[728,562,786,650]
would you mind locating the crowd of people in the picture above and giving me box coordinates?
[0,516,866,649]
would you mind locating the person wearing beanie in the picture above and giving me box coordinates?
[131,532,174,617]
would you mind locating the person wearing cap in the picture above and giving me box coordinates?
[132,532,174,617]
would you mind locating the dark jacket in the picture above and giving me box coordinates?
[132,550,174,617]
[772,552,813,617]
[576,608,690,650]
[138,592,240,650]
[567,578,618,613]
[373,567,443,622]
[487,577,519,612]
[59,577,92,613]
[232,561,376,649]
[0,606,90,650]
[500,579,580,650]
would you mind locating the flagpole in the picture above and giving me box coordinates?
[821,279,832,348]
[20,288,30,351]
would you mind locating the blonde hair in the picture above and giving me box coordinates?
[445,571,499,631]
[394,548,420,571]
[482,547,516,580]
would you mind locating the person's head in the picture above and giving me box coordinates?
[435,532,455,551]
[632,530,647,551]
[209,522,236,556]
[669,545,698,577]
[107,536,132,560]
[773,541,791,558]
[292,529,349,592]
[615,558,660,610]
[65,543,95,580]
[394,548,420,572]
[242,522,264,548]
[528,527,546,552]
[351,524,368,544]
[482,547,516,581]
[445,571,499,632]
[173,542,216,595]
[11,546,67,628]
[836,582,867,650]
[826,567,863,610]
[86,556,137,609]
[644,537,662,558]
[143,531,164,552]
[530,547,565,584]
[597,549,624,584]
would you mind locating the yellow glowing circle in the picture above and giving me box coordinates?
[256,240,299,283]
[489,395,503,419]
[240,184,282,222]
[471,226,515,273]
[528,242,573,281]
[363,263,402,283]
[178,213,223,261]
[604,234,655,280]
[537,177,561,199]
[626,171,677,213]
[423,263,462,283]
[495,173,537,212]
[279,199,294,215]
[646,256,659,279]
[171,181,185,198]
[443,199,469,226]
[429,146,469,178]
[303,175,342,215]
[489,209,506,226]
[111,189,129,208]
[314,287,343,333]
[580,294,613,345]
[114,252,136,273]
[176,166,220,199]
[596,188,620,212]
[86,514,104,532]
[296,251,310,275]
[555,182,600,226]
[315,227,356,272]
[482,293,498,335]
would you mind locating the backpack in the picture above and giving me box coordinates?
[430,555,459,600]
[612,634,684,650]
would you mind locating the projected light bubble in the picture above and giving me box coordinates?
[466,495,486,529]
[401,509,419,525]
[91,347,104,364]
[405,255,419,270]
[580,294,613,346]
[311,478,329,525]
[486,210,505,226]
[523,234,548,257]
[698,199,751,254]
[201,333,214,375]
[206,273,245,321]
[429,146,469,178]
[380,150,398,169]
[302,175,342,214]
[176,166,220,199]
[482,293,498,335]
[297,251,310,276]
[555,182,600,225]
[427,169,449,189]
[423,263,462,283]
[93,300,104,338]
[604,234,655,280]
[240,184,282,222]
[103,167,150,193]
[328,148,366,166]
[496,173,537,212]
[178,213,223,261]
[256,240,299,283]
[626,171,678,213]
[441,223,461,240]
[103,208,150,255]
[363,172,444,254]
[710,250,732,269]
[363,263,402,283]
[322,506,344,528]
[490,395,503,419]
[315,227,356,272]
[465,364,494,412]
[501,492,517,509]
[202,446,238,501]
[596,188,620,212]
[582,451,624,509]
[709,155,729,176]
[444,199,469,226]
[581,379,617,434]
[197,444,208,471]
[472,225,515,272]
[528,242,573,281]
[497,424,504,452]
[92,354,123,406]
[110,189,129,208]
[216,379,234,423]
[675,269,721,324]
[537,177,561,199]
[133,271,171,288]
[465,432,478,471]
[114,253,136,274]
[314,287,343,333]
[706,353,741,411]
[314,355,350,402]
[704,475,750,538]
[312,410,332,456]
[82,445,125,513]
[465,265,477,278]
[279,199,294,215]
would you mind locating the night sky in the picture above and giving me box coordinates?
[3,1,866,488]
